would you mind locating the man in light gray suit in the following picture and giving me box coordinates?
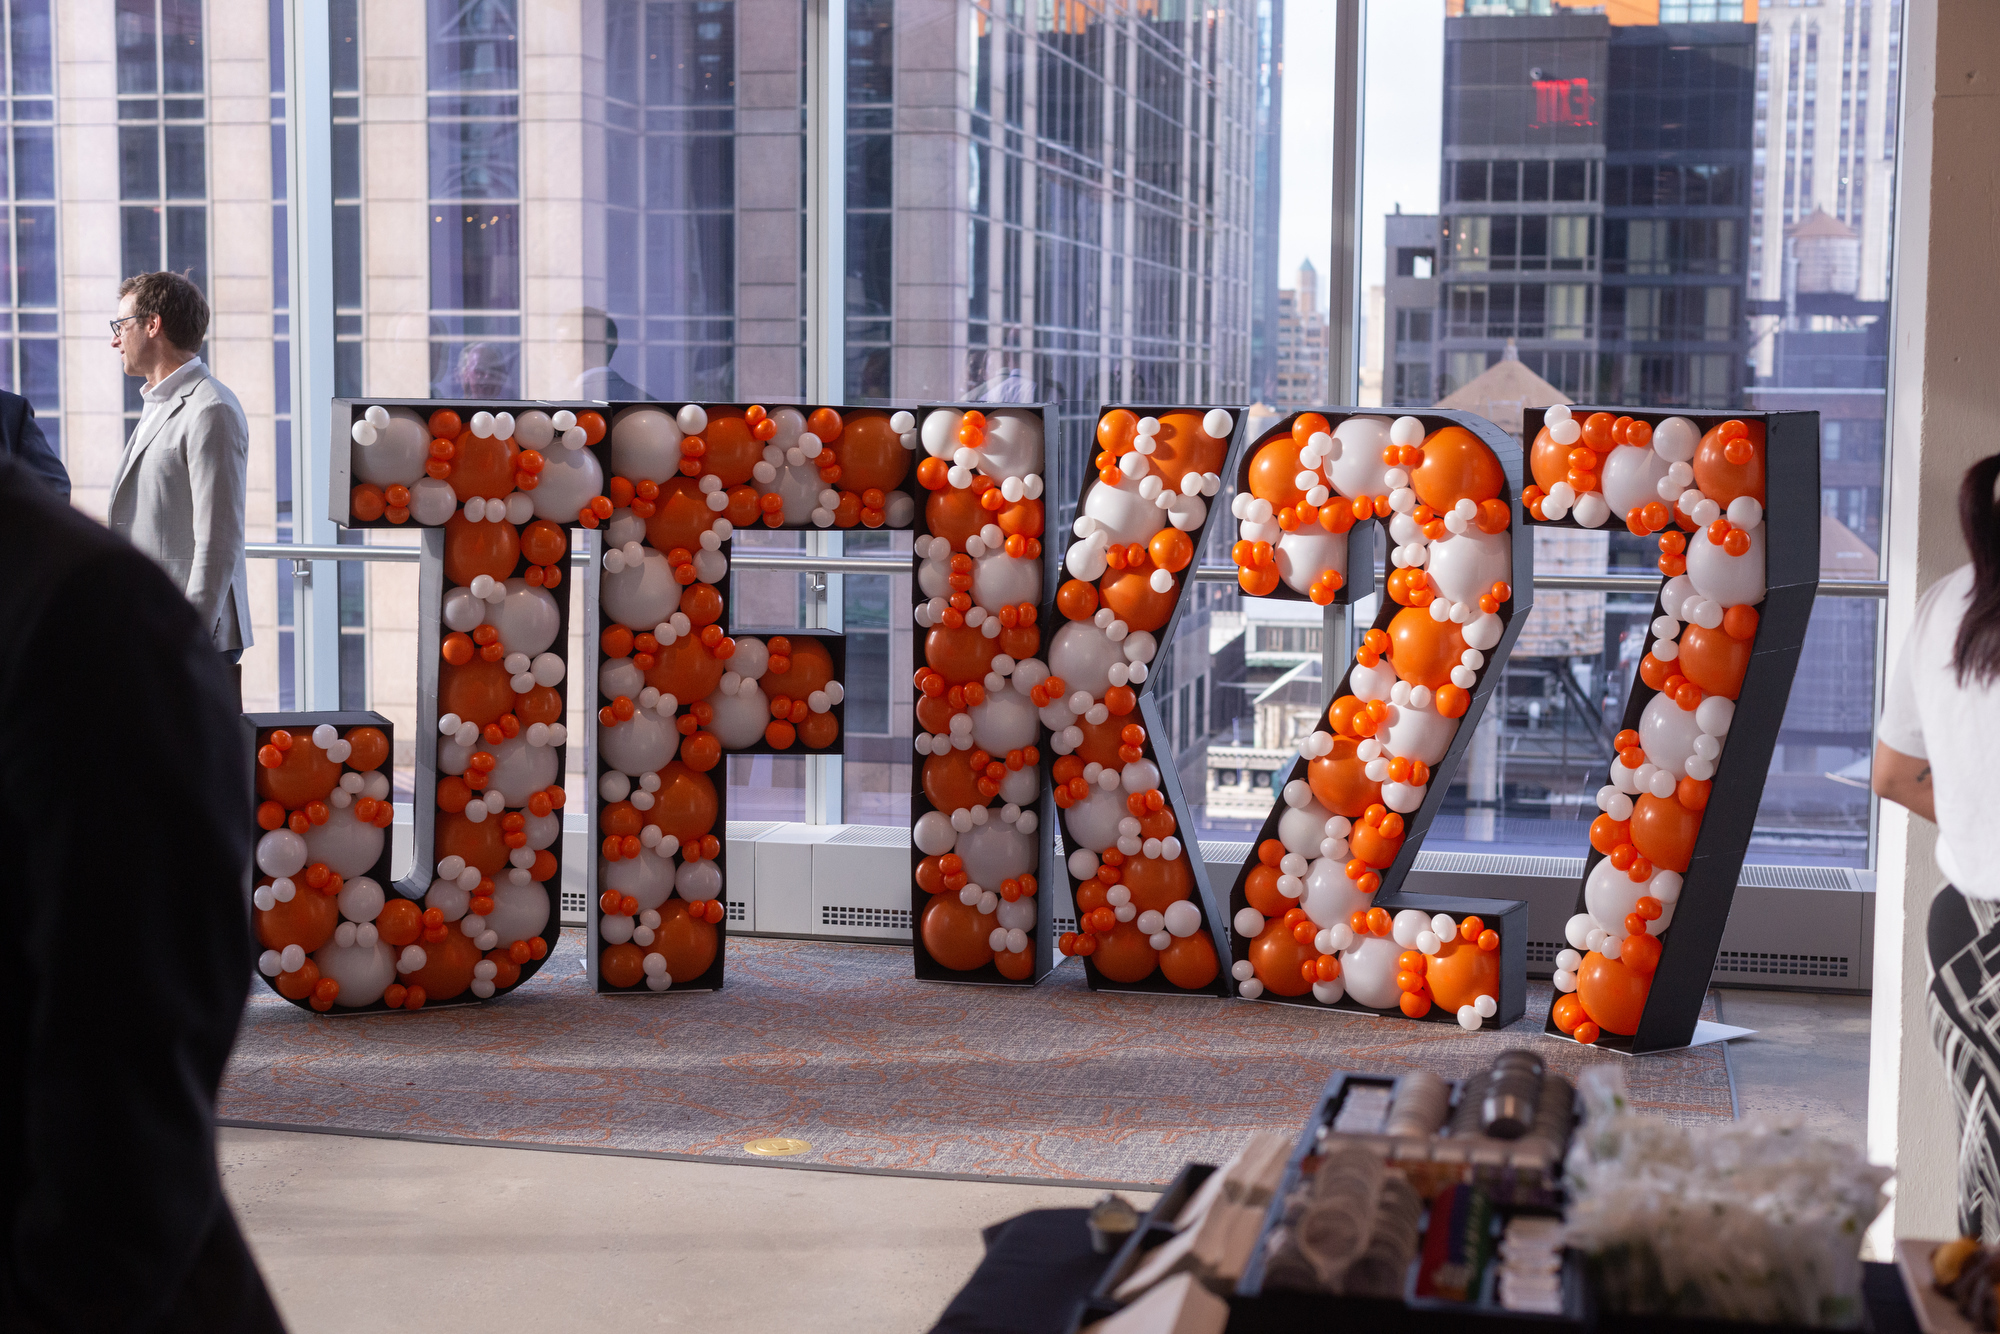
[108,271,253,700]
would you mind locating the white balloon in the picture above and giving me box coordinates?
[1652,416,1700,463]
[609,406,684,482]
[351,406,431,488]
[1274,528,1347,595]
[1380,696,1459,766]
[442,586,487,633]
[337,875,386,924]
[996,896,1037,931]
[1279,798,1335,857]
[303,802,387,878]
[410,476,457,526]
[972,549,1041,611]
[1081,475,1168,547]
[1302,857,1375,928]
[956,821,1036,887]
[969,689,1039,755]
[1047,620,1125,701]
[484,735,560,806]
[1696,694,1736,737]
[1638,690,1705,777]
[919,408,965,459]
[1585,854,1676,937]
[524,810,562,851]
[256,828,308,878]
[599,656,645,701]
[1163,900,1202,937]
[980,409,1046,479]
[914,811,957,855]
[530,443,606,522]
[601,550,684,629]
[1686,521,1767,607]
[486,881,551,945]
[313,939,398,1007]
[1600,442,1672,517]
[771,462,824,526]
[1426,527,1510,606]
[513,409,555,450]
[1340,933,1404,1009]
[1325,416,1394,498]
[1347,660,1398,703]
[706,682,770,748]
[676,859,723,902]
[999,761,1040,806]
[1064,787,1127,852]
[605,853,675,912]
[599,708,678,776]
[487,579,563,656]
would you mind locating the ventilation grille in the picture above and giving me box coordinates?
[1525,939,1558,966]
[726,821,786,840]
[726,898,748,923]
[1053,915,1077,935]
[1412,851,1587,879]
[1715,950,1850,980]
[821,904,912,931]
[1198,840,1256,867]
[560,887,589,922]
[825,824,911,847]
[1739,864,1854,891]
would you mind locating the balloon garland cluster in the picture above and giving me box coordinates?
[909,408,1051,981]
[593,405,902,992]
[1047,408,1233,992]
[1525,407,1767,1046]
[1224,413,1522,1027]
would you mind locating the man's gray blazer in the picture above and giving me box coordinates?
[107,362,254,653]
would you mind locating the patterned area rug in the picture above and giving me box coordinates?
[220,929,1733,1186]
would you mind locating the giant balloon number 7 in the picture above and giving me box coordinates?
[1222,411,1533,1029]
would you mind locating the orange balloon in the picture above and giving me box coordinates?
[1306,736,1382,817]
[643,899,719,981]
[1148,411,1229,492]
[1243,863,1295,916]
[1386,606,1469,689]
[1071,713,1126,767]
[994,946,1035,980]
[256,734,343,809]
[1693,420,1766,506]
[1349,820,1403,870]
[1529,425,1570,492]
[275,960,321,1001]
[1158,930,1219,990]
[443,512,521,586]
[996,498,1043,537]
[1576,949,1652,1035]
[344,726,390,772]
[448,431,519,501]
[916,694,957,735]
[376,898,422,947]
[1248,920,1316,996]
[408,926,482,1001]
[1098,567,1177,632]
[1629,792,1703,873]
[515,684,564,725]
[646,632,726,702]
[255,884,337,954]
[1096,409,1138,455]
[645,477,716,553]
[1247,436,1309,508]
[520,518,567,566]
[1056,579,1099,621]
[922,895,997,971]
[999,624,1041,661]
[921,750,987,814]
[925,486,987,552]
[1123,854,1192,914]
[700,409,762,487]
[1093,921,1159,983]
[1678,623,1751,700]
[645,761,718,843]
[680,582,723,627]
[799,710,839,749]
[762,638,835,699]
[600,942,646,989]
[1424,938,1500,1012]
[924,625,999,684]
[1412,426,1505,513]
[837,412,911,494]
[439,657,517,726]
[437,809,509,874]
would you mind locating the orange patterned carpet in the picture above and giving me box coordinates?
[218,929,1733,1185]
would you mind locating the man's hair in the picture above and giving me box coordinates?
[119,271,209,353]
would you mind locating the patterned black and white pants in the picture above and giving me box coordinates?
[1929,884,2000,1241]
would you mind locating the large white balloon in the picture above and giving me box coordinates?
[484,735,560,806]
[1302,858,1375,929]
[443,586,487,633]
[337,875,386,924]
[1275,528,1347,595]
[601,550,684,629]
[1340,933,1405,1009]
[920,408,966,459]
[609,406,683,482]
[1325,416,1394,498]
[972,550,1041,610]
[913,811,957,855]
[314,940,397,1007]
[969,689,1039,755]
[411,476,457,525]
[956,821,1036,887]
[676,859,723,902]
[599,709,678,776]
[599,656,644,701]
[980,409,1045,480]
[1584,854,1676,937]
[1348,660,1398,703]
[1064,787,1127,852]
[605,854,675,912]
[513,410,555,450]
[1637,690,1705,776]
[1381,697,1459,766]
[530,444,606,522]
[489,579,563,656]
[999,762,1040,806]
[352,406,430,487]
[303,802,386,878]
[1426,527,1511,606]
[256,828,308,878]
[1686,522,1766,607]
[1082,476,1168,547]
[486,881,551,945]
[1600,443,1671,518]
[1048,621,1124,701]
[706,683,770,749]
[1279,798,1336,858]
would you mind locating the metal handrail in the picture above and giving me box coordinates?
[244,544,1889,598]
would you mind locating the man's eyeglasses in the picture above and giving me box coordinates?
[109,314,141,338]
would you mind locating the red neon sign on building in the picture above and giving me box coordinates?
[1533,77,1595,128]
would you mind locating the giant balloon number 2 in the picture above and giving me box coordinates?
[1222,411,1532,1029]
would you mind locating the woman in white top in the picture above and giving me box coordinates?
[1875,455,2000,1242]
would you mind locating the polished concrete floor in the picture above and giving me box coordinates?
[222,985,1873,1334]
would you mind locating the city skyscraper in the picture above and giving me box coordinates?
[1272,257,1326,406]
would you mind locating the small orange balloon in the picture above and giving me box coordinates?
[407,927,482,1001]
[343,726,390,772]
[762,638,835,699]
[646,633,726,702]
[437,809,510,874]
[1424,938,1500,1012]
[925,486,987,552]
[1242,863,1294,917]
[1056,579,1099,621]
[799,710,839,750]
[1589,814,1631,855]
[1070,713,1127,767]
[680,582,724,628]
[1629,792,1703,873]
[1158,930,1219,990]
[1098,567,1177,632]
[520,518,566,567]
[1306,736,1382,817]
[255,885,338,954]
[643,899,719,981]
[644,477,716,553]
[994,946,1035,980]
[1123,854,1192,914]
[924,625,999,684]
[376,898,422,947]
[1246,436,1309,508]
[515,684,564,725]
[1412,425,1505,513]
[1148,411,1229,492]
[922,895,997,972]
[1693,420,1766,506]
[1677,623,1751,700]
[1149,527,1194,573]
[1096,409,1138,455]
[443,512,521,586]
[837,412,911,494]
[601,942,646,989]
[1089,921,1158,983]
[447,431,519,501]
[1576,949,1652,1035]
[439,657,517,727]
[645,761,719,843]
[275,960,321,1001]
[1349,819,1403,870]
[1248,920,1316,996]
[255,733,343,809]
[1386,606,1469,689]
[922,749,987,814]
